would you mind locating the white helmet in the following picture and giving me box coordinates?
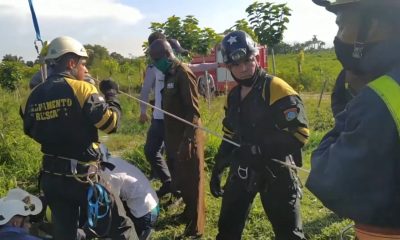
[0,188,43,225]
[45,36,88,60]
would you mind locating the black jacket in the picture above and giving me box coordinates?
[214,69,309,169]
[21,73,121,161]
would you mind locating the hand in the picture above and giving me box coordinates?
[210,168,224,198]
[139,113,149,124]
[99,79,119,98]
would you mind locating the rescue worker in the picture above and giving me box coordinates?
[140,32,174,198]
[99,144,159,240]
[140,33,221,198]
[148,39,205,238]
[209,30,309,240]
[307,0,400,239]
[20,36,138,240]
[0,188,43,240]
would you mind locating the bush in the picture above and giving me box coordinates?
[0,89,41,193]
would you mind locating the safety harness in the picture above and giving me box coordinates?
[41,153,113,235]
[42,153,101,184]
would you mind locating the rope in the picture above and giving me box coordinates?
[94,78,311,174]
[87,183,111,228]
[43,153,100,184]
[27,0,47,82]
[27,0,42,42]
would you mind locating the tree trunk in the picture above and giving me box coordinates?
[271,48,276,75]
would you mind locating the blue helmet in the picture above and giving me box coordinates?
[221,30,258,64]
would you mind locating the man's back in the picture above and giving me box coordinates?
[104,157,159,218]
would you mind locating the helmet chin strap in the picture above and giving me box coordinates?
[232,65,260,87]
[352,10,373,59]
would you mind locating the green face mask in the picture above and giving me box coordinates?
[153,57,172,74]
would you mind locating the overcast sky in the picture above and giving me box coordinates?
[0,0,337,61]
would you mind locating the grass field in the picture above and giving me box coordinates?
[0,51,355,239]
[101,93,354,240]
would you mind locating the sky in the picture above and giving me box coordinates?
[0,0,337,62]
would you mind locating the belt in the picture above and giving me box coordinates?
[42,154,100,184]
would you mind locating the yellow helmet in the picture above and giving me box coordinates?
[45,36,88,60]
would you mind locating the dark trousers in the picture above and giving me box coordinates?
[216,165,305,240]
[41,173,138,240]
[130,207,159,237]
[144,119,171,183]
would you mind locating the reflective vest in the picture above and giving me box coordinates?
[368,75,400,138]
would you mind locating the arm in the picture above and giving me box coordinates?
[67,79,122,134]
[210,95,236,198]
[306,89,398,221]
[264,77,310,160]
[139,66,156,120]
[177,65,201,139]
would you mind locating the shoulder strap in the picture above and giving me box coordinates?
[261,72,273,106]
[368,75,400,137]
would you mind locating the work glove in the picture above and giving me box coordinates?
[210,167,224,198]
[99,79,119,100]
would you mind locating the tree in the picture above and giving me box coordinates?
[273,42,293,54]
[102,58,119,77]
[226,19,257,41]
[84,44,110,67]
[195,28,222,56]
[26,61,34,67]
[147,15,220,57]
[246,1,291,74]
[0,61,23,91]
[110,52,126,65]
[2,54,24,63]
[180,15,202,52]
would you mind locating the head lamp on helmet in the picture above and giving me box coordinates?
[221,31,258,65]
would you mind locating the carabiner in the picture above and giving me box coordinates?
[237,165,248,179]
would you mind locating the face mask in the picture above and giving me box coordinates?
[153,57,172,74]
[334,37,378,74]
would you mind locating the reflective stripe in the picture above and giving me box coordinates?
[368,75,400,137]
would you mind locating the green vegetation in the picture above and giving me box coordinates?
[0,50,355,239]
[269,50,342,92]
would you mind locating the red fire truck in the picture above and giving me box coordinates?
[190,44,267,96]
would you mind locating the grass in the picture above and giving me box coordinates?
[0,87,353,239]
[0,50,354,239]
[107,93,354,240]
